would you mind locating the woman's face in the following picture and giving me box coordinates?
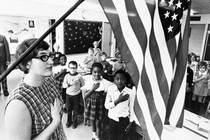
[29,49,54,77]
[92,67,103,80]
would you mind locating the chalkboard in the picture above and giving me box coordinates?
[64,20,102,54]
[203,33,210,61]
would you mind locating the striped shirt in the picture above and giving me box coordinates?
[5,77,67,140]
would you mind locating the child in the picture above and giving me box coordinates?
[93,41,102,62]
[83,62,113,140]
[63,61,85,129]
[192,61,209,114]
[53,54,68,108]
[100,52,113,81]
[185,60,194,111]
[83,47,96,73]
[189,53,198,76]
[105,70,135,140]
[112,53,126,75]
[53,43,62,66]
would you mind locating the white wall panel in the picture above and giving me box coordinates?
[189,24,205,56]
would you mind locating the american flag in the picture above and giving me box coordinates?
[64,20,102,54]
[98,0,191,139]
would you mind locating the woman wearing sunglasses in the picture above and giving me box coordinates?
[4,38,67,140]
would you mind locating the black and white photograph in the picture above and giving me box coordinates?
[0,0,209,140]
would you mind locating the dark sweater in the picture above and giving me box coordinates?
[0,35,10,64]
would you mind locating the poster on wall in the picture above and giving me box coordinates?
[64,20,102,54]
[10,37,18,43]
[0,16,36,54]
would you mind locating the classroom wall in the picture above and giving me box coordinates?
[189,24,205,56]
[55,8,112,66]
[5,0,208,65]
[190,14,210,58]
[0,15,50,55]
[0,0,113,65]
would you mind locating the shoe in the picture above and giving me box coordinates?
[72,122,77,129]
[66,122,72,128]
[4,91,9,96]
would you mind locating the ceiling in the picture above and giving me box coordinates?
[20,0,207,13]
[79,0,210,15]
[0,0,209,17]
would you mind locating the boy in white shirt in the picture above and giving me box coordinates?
[105,70,135,140]
[63,61,85,129]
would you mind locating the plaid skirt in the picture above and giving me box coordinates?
[84,96,106,121]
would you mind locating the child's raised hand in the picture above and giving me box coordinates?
[62,69,67,72]
[71,79,78,85]
[92,82,100,91]
[117,93,129,103]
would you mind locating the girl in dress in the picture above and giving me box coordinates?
[192,61,209,114]
[83,47,96,73]
[83,62,113,140]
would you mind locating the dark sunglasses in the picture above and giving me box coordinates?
[33,53,55,62]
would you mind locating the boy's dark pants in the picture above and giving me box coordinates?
[109,117,129,140]
[66,93,80,124]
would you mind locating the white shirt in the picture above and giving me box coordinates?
[63,73,84,96]
[105,85,135,122]
[82,75,113,93]
[52,65,68,75]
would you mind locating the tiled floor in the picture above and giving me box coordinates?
[0,69,93,140]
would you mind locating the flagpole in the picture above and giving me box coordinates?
[0,0,84,82]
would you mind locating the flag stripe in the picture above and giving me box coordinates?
[126,0,166,132]
[110,0,159,139]
[111,0,160,139]
[137,0,167,119]
[170,66,187,125]
[134,98,150,140]
[154,0,173,91]
[99,0,191,139]
[99,0,139,81]
[123,0,168,137]
[166,3,191,126]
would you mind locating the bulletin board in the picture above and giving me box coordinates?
[64,20,102,54]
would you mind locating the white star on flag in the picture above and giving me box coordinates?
[164,11,170,19]
[168,25,174,33]
[171,13,178,21]
[176,0,182,9]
